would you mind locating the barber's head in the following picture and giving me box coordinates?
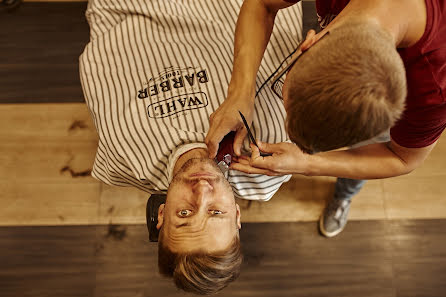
[282,20,407,153]
[157,157,242,294]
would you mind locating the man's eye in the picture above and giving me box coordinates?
[178,209,192,217]
[210,210,223,215]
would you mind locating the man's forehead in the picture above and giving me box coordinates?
[168,215,231,234]
[164,218,236,252]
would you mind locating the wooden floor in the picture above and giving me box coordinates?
[1,1,89,103]
[1,2,446,296]
[1,220,446,297]
[2,1,445,226]
[1,101,445,226]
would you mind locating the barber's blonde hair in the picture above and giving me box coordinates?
[158,231,242,295]
[286,20,407,152]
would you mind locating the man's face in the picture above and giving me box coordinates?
[157,158,241,253]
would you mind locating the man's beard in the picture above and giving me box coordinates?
[176,157,219,174]
[171,158,232,190]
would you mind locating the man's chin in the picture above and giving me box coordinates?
[175,157,223,179]
[168,157,233,195]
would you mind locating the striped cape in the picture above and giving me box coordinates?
[79,0,302,201]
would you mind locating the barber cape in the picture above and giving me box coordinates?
[79,0,302,201]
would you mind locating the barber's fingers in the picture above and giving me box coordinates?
[300,29,317,51]
[232,148,272,169]
[306,29,316,39]
[256,140,283,154]
[230,161,279,176]
[248,143,279,170]
[233,128,248,156]
[205,138,220,159]
[231,148,280,176]
[205,124,226,159]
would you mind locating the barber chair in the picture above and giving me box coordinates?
[146,194,166,242]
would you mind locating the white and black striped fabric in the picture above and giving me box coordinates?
[79,0,302,201]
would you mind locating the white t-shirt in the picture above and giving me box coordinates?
[79,0,302,201]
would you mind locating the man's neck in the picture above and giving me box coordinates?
[172,148,209,177]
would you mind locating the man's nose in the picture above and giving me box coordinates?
[192,180,213,201]
[192,179,213,192]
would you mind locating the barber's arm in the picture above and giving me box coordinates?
[205,0,299,159]
[231,139,437,179]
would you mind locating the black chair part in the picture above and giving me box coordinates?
[146,194,167,242]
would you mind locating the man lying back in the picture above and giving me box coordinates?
[79,0,302,294]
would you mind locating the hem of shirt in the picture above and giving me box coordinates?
[390,133,440,149]
[232,174,292,201]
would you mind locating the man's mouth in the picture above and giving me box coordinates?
[189,172,216,178]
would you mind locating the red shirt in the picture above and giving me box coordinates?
[316,0,446,148]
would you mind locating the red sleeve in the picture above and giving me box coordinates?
[316,0,350,17]
[390,103,446,148]
[391,0,446,148]
[315,0,350,28]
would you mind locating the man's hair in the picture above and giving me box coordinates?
[286,20,407,152]
[158,231,243,295]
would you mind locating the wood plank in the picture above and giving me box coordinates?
[0,226,96,297]
[98,184,148,225]
[85,222,398,297]
[3,220,445,297]
[1,103,445,226]
[1,1,318,103]
[0,103,97,141]
[0,141,97,182]
[0,103,100,225]
[2,0,444,227]
[383,175,446,220]
[389,220,446,297]
[0,2,89,103]
[0,181,100,225]
[23,0,88,2]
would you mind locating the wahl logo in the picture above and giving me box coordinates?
[138,68,209,99]
[147,92,208,118]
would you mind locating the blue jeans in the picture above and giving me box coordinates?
[334,131,390,201]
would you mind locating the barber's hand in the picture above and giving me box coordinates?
[230,141,308,176]
[300,29,317,51]
[205,94,254,159]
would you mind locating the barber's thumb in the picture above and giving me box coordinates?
[306,29,316,39]
[207,141,218,159]
[258,140,276,153]
[234,130,247,156]
[301,29,316,51]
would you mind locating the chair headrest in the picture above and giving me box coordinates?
[146,194,167,242]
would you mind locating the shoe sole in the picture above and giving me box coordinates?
[318,214,346,238]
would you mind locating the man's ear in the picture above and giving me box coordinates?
[236,203,241,230]
[156,204,165,230]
